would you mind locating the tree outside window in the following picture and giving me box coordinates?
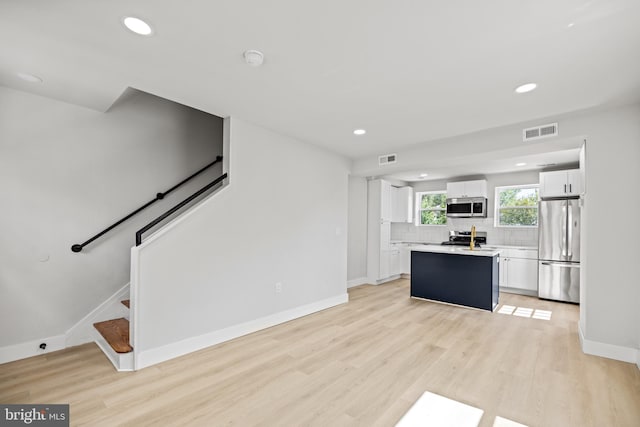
[417,191,447,225]
[495,185,539,227]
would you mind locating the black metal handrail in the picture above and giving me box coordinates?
[71,156,223,253]
[135,172,228,246]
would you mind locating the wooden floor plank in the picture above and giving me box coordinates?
[1,279,639,426]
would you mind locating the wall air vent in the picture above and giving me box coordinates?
[378,153,397,166]
[523,123,558,142]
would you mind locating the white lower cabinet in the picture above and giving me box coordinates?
[505,258,538,291]
[400,246,411,274]
[389,249,401,276]
[379,250,391,280]
[392,244,411,275]
[499,248,538,294]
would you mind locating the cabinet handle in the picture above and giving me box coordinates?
[569,183,572,193]
[564,184,567,193]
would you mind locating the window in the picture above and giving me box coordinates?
[416,191,447,225]
[495,185,539,227]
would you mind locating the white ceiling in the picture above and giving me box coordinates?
[1,0,639,160]
[385,148,581,182]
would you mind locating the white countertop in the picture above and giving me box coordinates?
[392,241,537,251]
[409,244,501,257]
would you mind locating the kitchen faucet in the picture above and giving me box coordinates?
[470,225,476,250]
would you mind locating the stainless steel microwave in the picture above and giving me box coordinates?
[446,197,488,218]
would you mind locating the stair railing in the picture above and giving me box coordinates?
[135,172,228,246]
[71,156,223,253]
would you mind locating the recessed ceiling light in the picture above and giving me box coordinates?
[123,17,153,36]
[515,83,537,94]
[353,129,366,135]
[243,50,265,67]
[567,22,575,28]
[516,162,527,167]
[16,72,43,83]
[419,173,428,178]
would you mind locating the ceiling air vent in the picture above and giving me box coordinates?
[378,153,397,166]
[523,123,558,142]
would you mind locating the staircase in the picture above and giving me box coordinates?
[92,299,134,371]
[72,158,227,372]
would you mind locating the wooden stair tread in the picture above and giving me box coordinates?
[121,300,130,308]
[94,318,133,353]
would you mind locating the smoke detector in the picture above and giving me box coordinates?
[244,50,264,67]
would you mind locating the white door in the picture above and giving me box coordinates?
[390,186,399,222]
[507,258,538,291]
[379,250,390,279]
[398,187,413,222]
[380,222,390,250]
[566,169,582,196]
[381,181,392,222]
[401,247,411,274]
[446,181,466,198]
[540,171,568,198]
[463,180,487,198]
[389,249,401,276]
[499,257,507,287]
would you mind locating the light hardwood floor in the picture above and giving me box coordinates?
[2,279,639,426]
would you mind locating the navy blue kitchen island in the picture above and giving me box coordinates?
[410,247,499,312]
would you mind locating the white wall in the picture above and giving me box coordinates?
[131,118,350,368]
[392,170,543,246]
[0,86,223,352]
[579,105,640,358]
[347,175,368,283]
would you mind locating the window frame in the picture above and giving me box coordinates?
[494,184,539,228]
[415,190,448,227]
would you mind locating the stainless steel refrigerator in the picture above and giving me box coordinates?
[538,198,580,303]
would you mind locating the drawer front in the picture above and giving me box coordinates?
[505,248,538,260]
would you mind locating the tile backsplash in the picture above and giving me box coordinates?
[391,217,538,247]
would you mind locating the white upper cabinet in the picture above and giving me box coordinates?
[380,180,392,222]
[539,171,567,198]
[579,143,586,195]
[539,170,582,198]
[446,180,487,198]
[567,169,582,196]
[391,186,413,223]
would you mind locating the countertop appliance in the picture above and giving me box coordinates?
[446,197,487,218]
[441,230,487,247]
[538,197,580,303]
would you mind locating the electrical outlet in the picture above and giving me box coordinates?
[275,282,283,293]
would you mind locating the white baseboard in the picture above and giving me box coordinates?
[135,293,349,370]
[499,287,537,297]
[0,335,66,365]
[347,277,369,288]
[65,283,130,347]
[578,323,638,364]
[368,274,402,285]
